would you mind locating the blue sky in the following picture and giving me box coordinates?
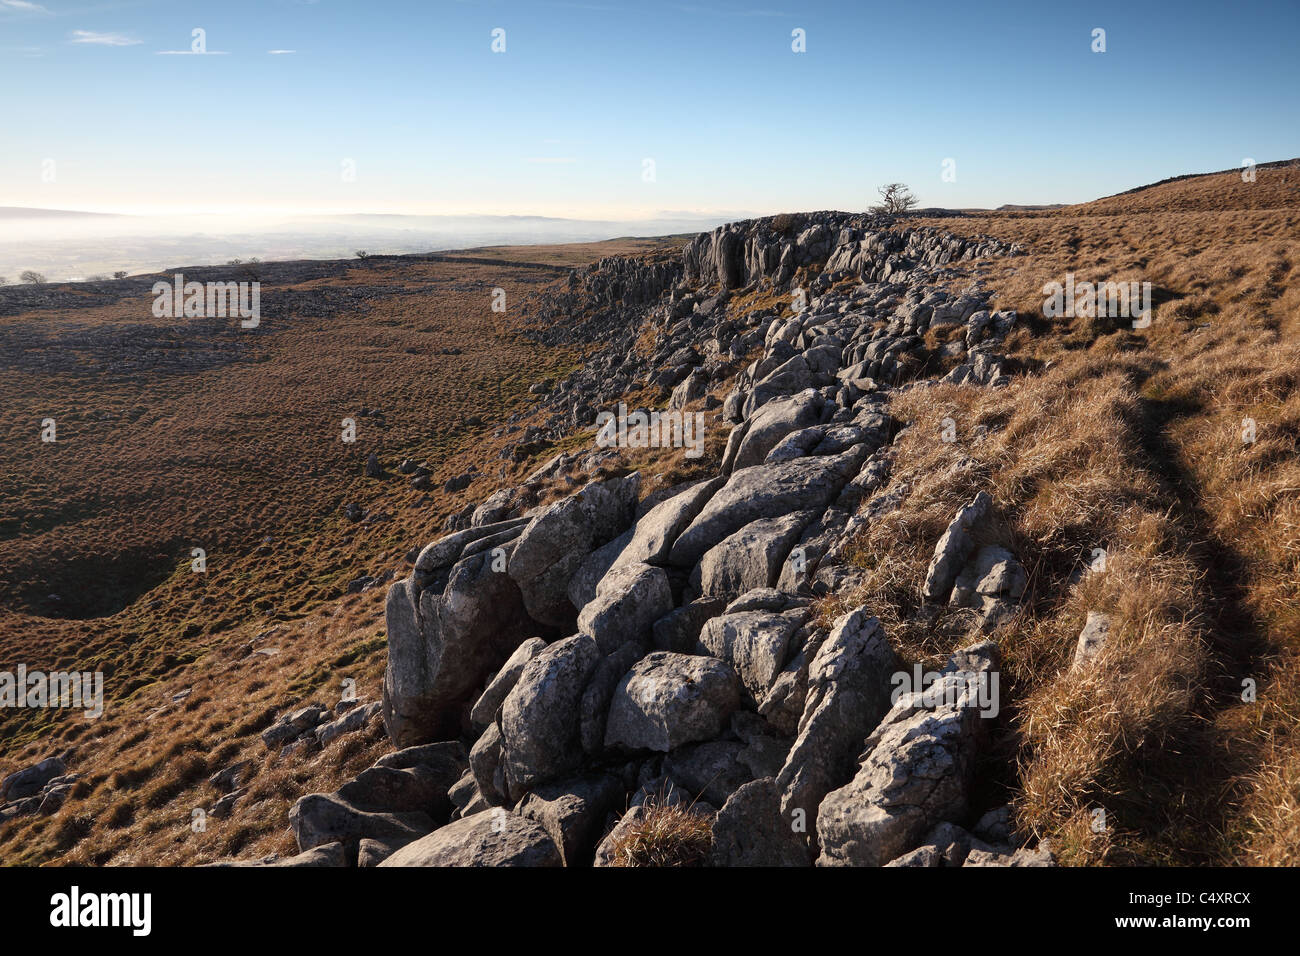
[2,0,1298,218]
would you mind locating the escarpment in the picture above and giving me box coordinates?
[260,211,1055,867]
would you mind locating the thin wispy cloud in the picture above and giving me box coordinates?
[267,49,296,55]
[543,2,622,10]
[1,0,52,14]
[69,30,141,46]
[672,3,787,15]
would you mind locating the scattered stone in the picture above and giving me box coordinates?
[1,756,67,802]
[921,491,993,603]
[1072,611,1112,669]
[379,809,562,867]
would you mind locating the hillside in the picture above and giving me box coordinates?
[1,164,1297,868]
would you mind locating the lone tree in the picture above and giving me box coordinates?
[113,271,128,280]
[870,182,918,216]
[20,270,46,285]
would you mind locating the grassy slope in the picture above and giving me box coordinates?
[0,238,679,865]
[886,163,1300,863]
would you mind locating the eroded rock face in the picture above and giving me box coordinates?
[710,777,812,867]
[500,635,603,800]
[470,637,548,733]
[577,562,673,655]
[336,757,462,822]
[728,389,829,471]
[579,642,645,756]
[922,491,992,603]
[696,510,819,598]
[613,477,723,569]
[662,740,753,808]
[816,642,999,867]
[950,545,1026,608]
[508,473,641,626]
[776,608,900,837]
[288,792,435,858]
[382,540,535,747]
[516,774,625,866]
[604,652,743,753]
[669,451,865,568]
[697,607,807,702]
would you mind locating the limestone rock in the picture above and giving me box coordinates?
[500,635,602,800]
[379,810,562,867]
[709,777,812,867]
[604,652,743,752]
[776,608,900,836]
[921,491,992,603]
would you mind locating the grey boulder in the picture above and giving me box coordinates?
[776,607,900,836]
[604,652,743,752]
[500,635,602,800]
[379,809,562,867]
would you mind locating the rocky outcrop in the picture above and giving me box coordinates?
[776,608,900,837]
[682,213,1019,292]
[287,741,467,862]
[383,524,537,746]
[234,210,1047,868]
[499,635,602,800]
[816,643,1000,866]
[709,777,812,867]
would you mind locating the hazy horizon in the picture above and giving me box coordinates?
[0,209,743,281]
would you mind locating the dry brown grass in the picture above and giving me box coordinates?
[856,162,1300,864]
[0,239,663,866]
[605,800,713,867]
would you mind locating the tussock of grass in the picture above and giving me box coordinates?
[606,800,713,868]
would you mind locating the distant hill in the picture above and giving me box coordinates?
[1070,158,1300,214]
[0,206,123,220]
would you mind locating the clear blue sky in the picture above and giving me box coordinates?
[2,0,1297,218]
